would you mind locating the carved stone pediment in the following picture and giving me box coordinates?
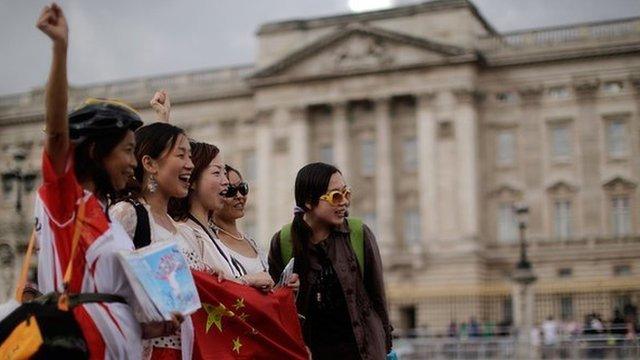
[251,25,474,82]
[603,176,637,191]
[546,181,577,194]
[488,184,522,198]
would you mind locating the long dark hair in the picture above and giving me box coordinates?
[74,128,130,202]
[168,141,220,221]
[124,122,185,199]
[291,162,340,276]
[225,164,242,181]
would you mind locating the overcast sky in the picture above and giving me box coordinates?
[1,0,639,96]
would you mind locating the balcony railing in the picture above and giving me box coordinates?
[479,17,640,52]
[0,65,254,113]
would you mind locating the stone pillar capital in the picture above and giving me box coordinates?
[371,95,392,106]
[453,88,484,104]
[572,77,600,98]
[255,109,274,124]
[629,73,640,93]
[288,105,307,119]
[416,92,438,107]
[517,85,544,103]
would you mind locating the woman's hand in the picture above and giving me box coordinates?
[240,272,275,292]
[37,3,68,48]
[141,312,184,339]
[286,273,300,292]
[150,89,171,123]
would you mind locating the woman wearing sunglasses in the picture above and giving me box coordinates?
[268,162,393,360]
[169,144,275,290]
[210,165,299,290]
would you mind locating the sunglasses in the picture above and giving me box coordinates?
[319,188,351,206]
[224,181,249,198]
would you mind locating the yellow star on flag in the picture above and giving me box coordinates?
[232,337,242,354]
[233,298,245,310]
[203,302,232,333]
[238,312,249,322]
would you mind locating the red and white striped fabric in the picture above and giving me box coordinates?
[35,150,142,360]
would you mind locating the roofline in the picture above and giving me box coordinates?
[257,0,498,36]
[495,16,640,37]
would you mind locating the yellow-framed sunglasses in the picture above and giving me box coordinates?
[319,187,352,206]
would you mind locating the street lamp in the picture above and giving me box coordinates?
[1,148,38,213]
[514,203,532,271]
[511,203,537,358]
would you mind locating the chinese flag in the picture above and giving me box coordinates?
[191,270,308,360]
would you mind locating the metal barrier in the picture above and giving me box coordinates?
[394,335,640,359]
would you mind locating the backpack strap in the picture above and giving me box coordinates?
[128,199,151,249]
[346,218,364,275]
[279,223,293,267]
[279,218,364,274]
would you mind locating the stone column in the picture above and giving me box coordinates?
[512,268,537,358]
[515,86,544,242]
[332,102,350,179]
[416,92,438,252]
[374,97,395,253]
[255,110,274,244]
[453,89,481,244]
[573,78,601,237]
[289,106,309,178]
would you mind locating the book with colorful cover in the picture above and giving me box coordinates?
[118,241,201,321]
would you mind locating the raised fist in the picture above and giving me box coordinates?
[150,89,171,123]
[36,3,68,46]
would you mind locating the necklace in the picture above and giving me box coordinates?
[214,224,245,242]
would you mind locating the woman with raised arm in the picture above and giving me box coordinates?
[33,3,174,358]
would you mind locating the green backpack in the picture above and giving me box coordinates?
[279,218,365,274]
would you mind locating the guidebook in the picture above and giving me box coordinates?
[118,241,201,321]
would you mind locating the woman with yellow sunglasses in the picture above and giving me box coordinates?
[268,163,393,360]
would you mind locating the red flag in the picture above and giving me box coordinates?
[191,270,308,360]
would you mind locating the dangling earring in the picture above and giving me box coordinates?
[148,174,158,193]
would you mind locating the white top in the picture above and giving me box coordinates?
[210,223,269,276]
[109,201,195,360]
[541,319,558,345]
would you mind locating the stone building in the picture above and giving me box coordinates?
[1,0,639,334]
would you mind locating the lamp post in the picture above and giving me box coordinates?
[0,147,38,301]
[2,148,38,213]
[511,203,537,358]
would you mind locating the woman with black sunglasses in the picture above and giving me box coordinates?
[211,165,300,290]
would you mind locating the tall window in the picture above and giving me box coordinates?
[498,203,518,243]
[496,130,515,166]
[560,296,573,321]
[551,124,571,160]
[404,209,421,247]
[554,200,572,239]
[319,144,333,164]
[611,195,631,236]
[361,139,376,176]
[403,137,418,172]
[243,151,257,182]
[606,119,628,158]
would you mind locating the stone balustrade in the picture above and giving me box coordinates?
[479,17,640,51]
